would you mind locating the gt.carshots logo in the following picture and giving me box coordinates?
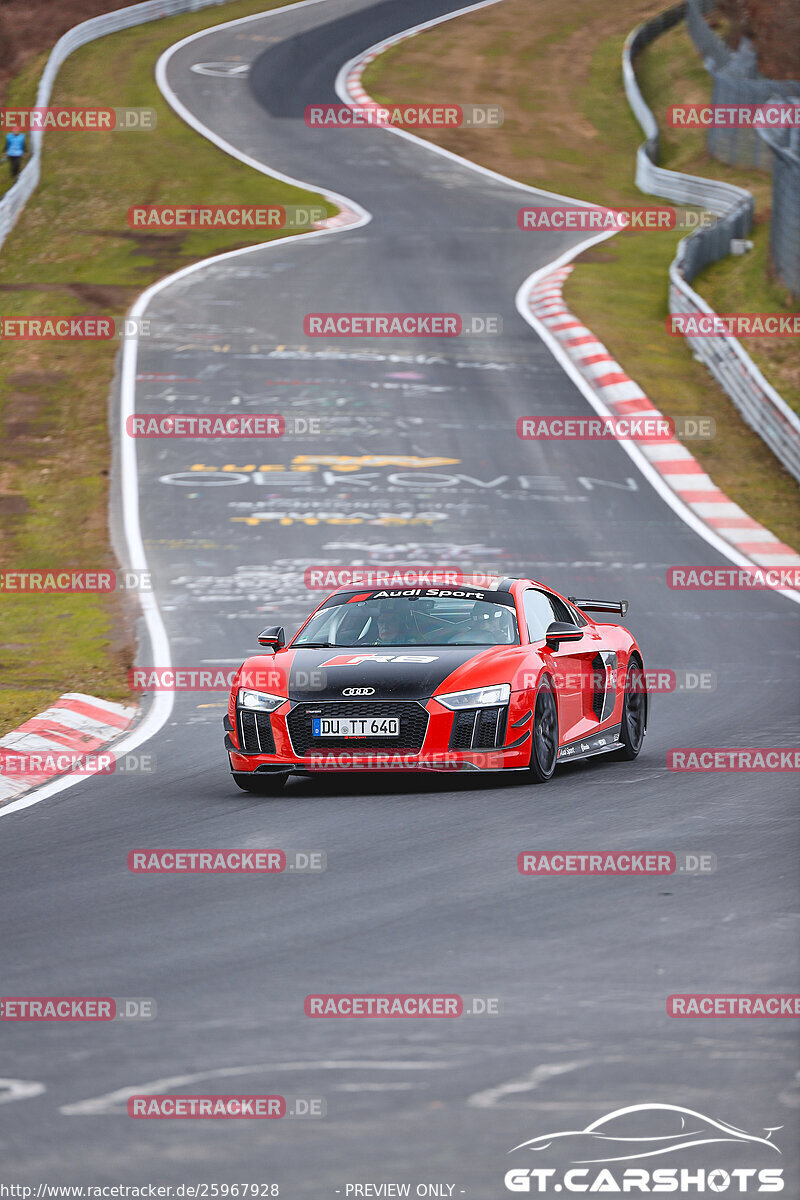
[503,1103,784,1193]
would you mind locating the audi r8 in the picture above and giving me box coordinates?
[223,576,647,792]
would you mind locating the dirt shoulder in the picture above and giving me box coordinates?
[364,0,800,550]
[0,0,330,735]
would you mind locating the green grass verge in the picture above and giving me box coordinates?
[0,0,332,735]
[364,3,799,550]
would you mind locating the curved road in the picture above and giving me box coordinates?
[1,0,798,1189]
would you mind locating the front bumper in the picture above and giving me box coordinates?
[225,696,532,775]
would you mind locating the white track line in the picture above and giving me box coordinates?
[336,11,800,607]
[5,0,796,821]
[517,251,800,605]
[62,1059,449,1115]
[0,0,366,819]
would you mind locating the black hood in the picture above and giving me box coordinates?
[286,645,496,701]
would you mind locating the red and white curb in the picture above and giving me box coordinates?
[0,694,137,806]
[344,49,379,106]
[341,15,800,590]
[315,201,362,230]
[527,264,800,570]
[341,2,505,108]
[317,206,361,229]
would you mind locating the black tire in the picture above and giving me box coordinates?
[529,677,559,783]
[232,772,287,795]
[613,656,647,760]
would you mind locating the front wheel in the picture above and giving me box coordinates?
[529,678,559,784]
[612,656,647,760]
[232,772,287,795]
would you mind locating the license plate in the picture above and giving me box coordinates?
[312,717,400,738]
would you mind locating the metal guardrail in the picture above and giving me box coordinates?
[623,8,800,484]
[0,0,234,253]
[757,110,800,298]
[686,0,796,169]
[684,0,726,70]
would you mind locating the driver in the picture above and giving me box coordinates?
[373,601,421,645]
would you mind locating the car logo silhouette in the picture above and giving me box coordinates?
[508,1103,782,1164]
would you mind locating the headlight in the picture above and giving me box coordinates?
[237,688,285,711]
[436,683,511,710]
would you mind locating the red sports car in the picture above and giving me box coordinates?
[224,576,647,792]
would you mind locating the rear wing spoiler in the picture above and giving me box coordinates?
[569,596,629,617]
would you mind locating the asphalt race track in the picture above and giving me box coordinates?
[1,0,798,1190]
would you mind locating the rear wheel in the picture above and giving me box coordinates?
[529,678,559,784]
[232,772,287,795]
[613,656,647,760]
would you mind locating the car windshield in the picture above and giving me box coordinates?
[293,594,519,647]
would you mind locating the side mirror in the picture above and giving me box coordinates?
[257,625,285,652]
[545,621,583,649]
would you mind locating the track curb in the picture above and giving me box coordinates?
[0,694,138,807]
[342,21,800,591]
[525,264,800,571]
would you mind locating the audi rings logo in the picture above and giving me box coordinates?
[342,687,375,696]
